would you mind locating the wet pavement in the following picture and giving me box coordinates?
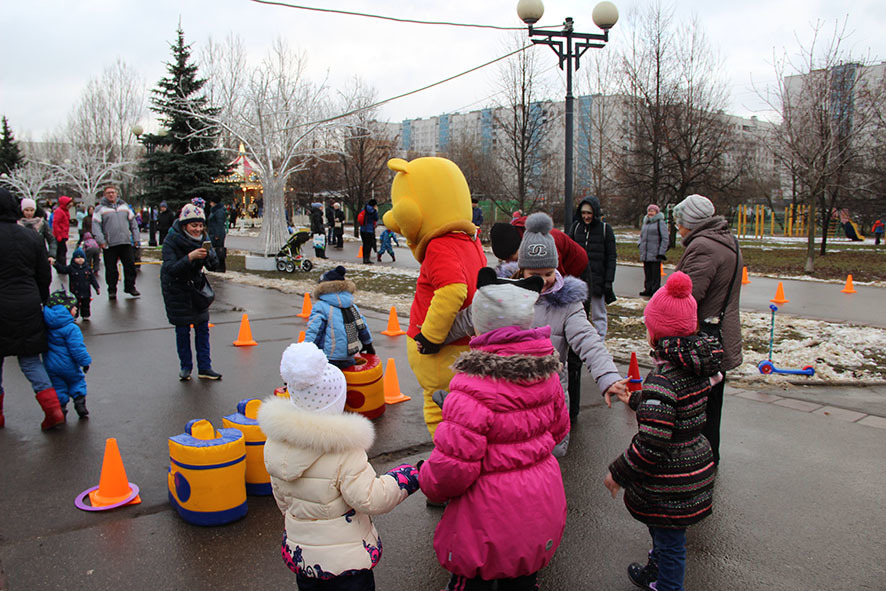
[1,255,884,590]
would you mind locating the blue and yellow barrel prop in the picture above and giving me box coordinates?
[222,399,271,496]
[342,353,385,419]
[168,419,247,526]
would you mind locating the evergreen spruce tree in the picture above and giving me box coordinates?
[139,27,233,207]
[0,116,24,175]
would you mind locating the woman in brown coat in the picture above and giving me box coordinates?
[673,194,743,465]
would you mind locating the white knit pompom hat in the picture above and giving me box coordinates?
[280,342,347,414]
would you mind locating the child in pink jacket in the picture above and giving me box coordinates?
[419,267,570,591]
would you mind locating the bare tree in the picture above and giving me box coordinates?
[202,36,330,255]
[761,20,886,270]
[444,128,501,216]
[577,49,622,207]
[0,159,61,201]
[331,78,398,236]
[492,38,558,215]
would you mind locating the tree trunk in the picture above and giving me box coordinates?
[819,206,830,256]
[257,175,289,256]
[804,198,816,274]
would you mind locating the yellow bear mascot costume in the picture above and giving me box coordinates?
[383,157,486,437]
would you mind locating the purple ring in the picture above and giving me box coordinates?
[74,483,140,512]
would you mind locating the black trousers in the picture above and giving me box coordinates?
[643,260,662,295]
[296,569,374,590]
[56,238,68,267]
[77,296,91,319]
[102,244,136,293]
[703,373,726,465]
[360,231,375,262]
[333,227,344,248]
[447,572,538,590]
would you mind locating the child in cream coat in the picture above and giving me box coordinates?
[259,342,419,590]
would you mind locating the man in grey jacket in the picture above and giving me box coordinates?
[92,185,140,299]
[674,194,743,465]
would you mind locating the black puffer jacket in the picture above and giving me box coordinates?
[568,196,617,297]
[0,189,51,356]
[207,203,227,247]
[160,220,219,326]
[310,206,324,235]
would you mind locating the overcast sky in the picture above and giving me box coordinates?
[2,0,885,140]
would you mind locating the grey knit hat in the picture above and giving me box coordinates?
[517,213,558,269]
[673,194,715,230]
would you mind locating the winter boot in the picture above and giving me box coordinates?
[35,388,65,430]
[628,550,659,590]
[73,396,89,419]
[0,393,5,428]
[391,253,395,262]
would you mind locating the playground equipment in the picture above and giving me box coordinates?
[167,419,248,526]
[222,399,272,496]
[341,353,385,418]
[757,305,815,377]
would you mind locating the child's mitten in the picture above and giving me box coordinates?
[386,464,420,495]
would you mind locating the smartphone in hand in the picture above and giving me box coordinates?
[202,241,212,250]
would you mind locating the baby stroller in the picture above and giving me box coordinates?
[275,228,313,273]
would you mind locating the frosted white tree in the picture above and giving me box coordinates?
[203,36,330,255]
[0,159,61,201]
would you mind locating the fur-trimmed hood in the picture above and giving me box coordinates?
[258,396,375,453]
[538,275,587,307]
[313,279,356,299]
[453,349,560,383]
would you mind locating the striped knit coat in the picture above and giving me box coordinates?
[609,335,721,529]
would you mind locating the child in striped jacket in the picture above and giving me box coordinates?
[604,271,720,591]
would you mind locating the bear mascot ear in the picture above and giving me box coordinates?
[514,275,544,293]
[476,266,499,289]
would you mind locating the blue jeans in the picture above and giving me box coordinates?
[0,355,54,395]
[175,322,211,371]
[648,526,687,591]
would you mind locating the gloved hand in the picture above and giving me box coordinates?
[414,332,441,355]
[82,365,90,374]
[361,343,376,356]
[431,389,449,409]
[604,284,617,305]
[657,254,667,261]
[386,463,420,495]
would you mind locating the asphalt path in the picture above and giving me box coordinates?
[1,263,884,590]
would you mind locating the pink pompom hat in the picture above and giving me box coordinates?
[643,271,698,342]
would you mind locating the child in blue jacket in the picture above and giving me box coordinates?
[304,266,375,369]
[377,227,400,262]
[43,290,92,418]
[55,247,100,319]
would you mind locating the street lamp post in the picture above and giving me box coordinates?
[516,0,618,231]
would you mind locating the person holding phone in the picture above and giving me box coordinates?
[160,204,221,381]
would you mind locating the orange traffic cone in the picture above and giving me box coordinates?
[627,352,643,393]
[296,293,312,319]
[840,274,856,294]
[74,438,141,511]
[358,246,363,259]
[380,306,406,336]
[741,266,751,285]
[660,262,666,277]
[770,282,789,305]
[297,330,306,343]
[191,323,215,328]
[383,358,411,404]
[233,313,258,346]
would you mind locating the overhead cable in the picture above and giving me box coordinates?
[249,0,524,31]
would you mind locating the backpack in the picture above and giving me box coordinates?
[357,209,365,225]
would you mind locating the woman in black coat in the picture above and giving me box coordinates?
[309,202,327,258]
[160,204,220,382]
[0,188,65,430]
